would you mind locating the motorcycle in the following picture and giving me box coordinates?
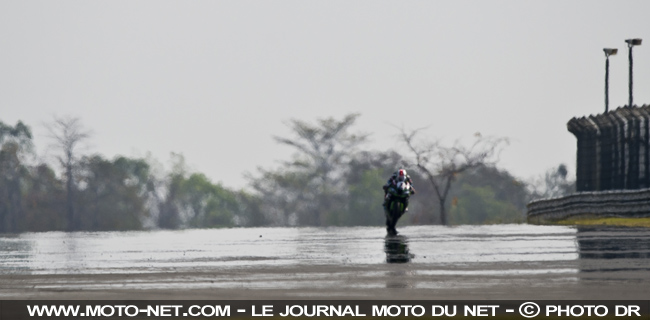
[384,181,413,236]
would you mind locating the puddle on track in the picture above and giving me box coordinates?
[0,225,580,274]
[0,224,648,297]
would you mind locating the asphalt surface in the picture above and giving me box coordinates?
[0,225,648,299]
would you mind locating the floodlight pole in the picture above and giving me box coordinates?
[605,50,613,112]
[628,43,634,108]
[626,38,642,108]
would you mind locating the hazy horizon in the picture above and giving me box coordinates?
[2,1,649,189]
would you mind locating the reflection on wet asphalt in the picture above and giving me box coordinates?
[576,227,650,278]
[0,224,648,298]
[577,227,650,260]
[384,235,412,263]
[0,225,579,273]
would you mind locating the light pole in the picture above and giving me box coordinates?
[604,48,618,113]
[625,38,642,108]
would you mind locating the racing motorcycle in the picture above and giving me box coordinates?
[384,181,413,236]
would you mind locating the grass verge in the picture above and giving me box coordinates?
[550,215,650,228]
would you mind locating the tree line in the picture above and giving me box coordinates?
[0,115,574,233]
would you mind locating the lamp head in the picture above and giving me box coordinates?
[604,48,618,56]
[625,38,642,47]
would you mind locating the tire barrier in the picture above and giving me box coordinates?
[527,188,650,222]
[568,104,650,192]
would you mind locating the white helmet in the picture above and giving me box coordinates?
[397,169,407,182]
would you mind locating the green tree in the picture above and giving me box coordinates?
[247,168,312,226]
[156,153,187,229]
[76,155,153,231]
[441,165,528,225]
[250,114,367,226]
[450,184,524,225]
[22,164,67,231]
[156,153,239,229]
[0,120,33,232]
[344,151,405,226]
[451,165,528,213]
[181,173,237,228]
[346,168,385,226]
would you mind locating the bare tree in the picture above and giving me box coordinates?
[46,116,91,231]
[249,113,368,226]
[400,128,508,225]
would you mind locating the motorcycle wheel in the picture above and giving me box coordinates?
[386,200,403,236]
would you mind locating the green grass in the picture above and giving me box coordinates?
[548,215,650,228]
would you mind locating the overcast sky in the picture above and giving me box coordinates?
[2,1,649,189]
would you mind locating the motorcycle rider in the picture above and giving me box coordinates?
[382,169,416,211]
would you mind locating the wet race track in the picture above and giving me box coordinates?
[0,225,649,299]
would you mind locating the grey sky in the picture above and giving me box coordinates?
[2,1,649,189]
